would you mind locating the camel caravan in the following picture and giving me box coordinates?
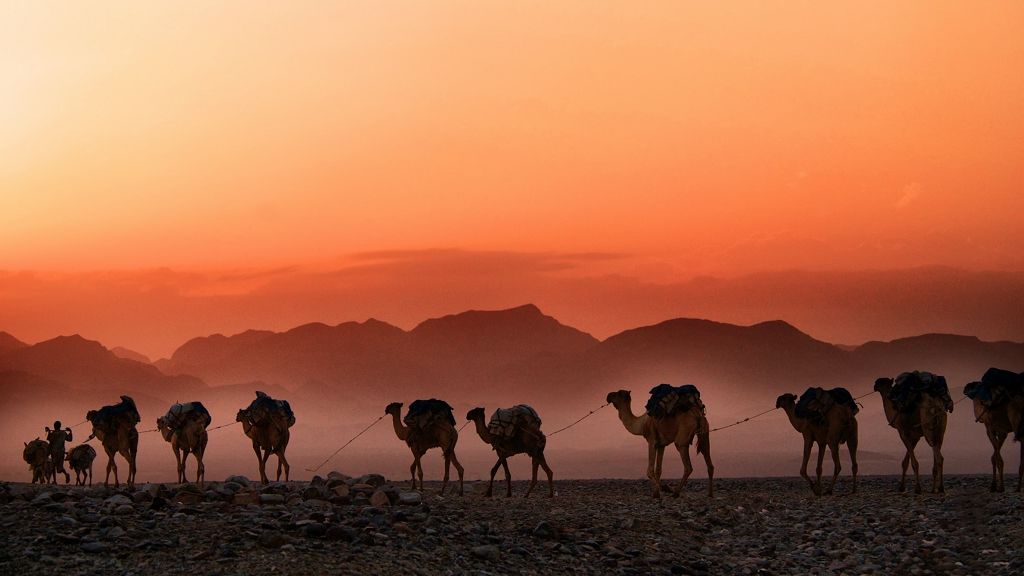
[19,368,1024,498]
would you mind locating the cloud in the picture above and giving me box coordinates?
[895,182,923,209]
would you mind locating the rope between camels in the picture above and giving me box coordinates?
[457,419,472,433]
[709,406,779,433]
[208,421,241,432]
[547,402,610,437]
[305,415,385,473]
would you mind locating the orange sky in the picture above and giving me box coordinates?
[2,3,1023,354]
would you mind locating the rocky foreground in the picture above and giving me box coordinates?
[0,474,1021,575]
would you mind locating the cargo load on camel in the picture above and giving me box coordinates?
[890,371,954,413]
[162,401,212,431]
[965,367,1024,409]
[245,391,295,428]
[487,404,543,439]
[645,384,704,418]
[88,396,141,437]
[404,398,456,430]
[795,387,859,426]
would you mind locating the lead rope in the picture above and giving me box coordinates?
[305,415,385,473]
[547,402,610,437]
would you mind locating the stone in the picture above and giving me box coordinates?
[260,494,286,505]
[354,474,386,487]
[225,475,251,485]
[80,541,107,553]
[398,491,422,506]
[232,491,260,506]
[105,494,132,506]
[370,490,391,508]
[533,521,557,539]
[332,484,351,498]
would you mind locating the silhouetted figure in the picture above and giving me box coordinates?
[45,420,73,484]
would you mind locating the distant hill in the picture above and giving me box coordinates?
[147,305,1024,409]
[0,334,204,397]
[111,346,152,364]
[0,331,27,354]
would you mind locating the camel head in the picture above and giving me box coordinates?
[466,407,486,422]
[963,381,981,399]
[873,377,894,394]
[86,409,98,424]
[775,393,797,409]
[156,416,174,442]
[235,409,251,424]
[606,390,631,408]
[384,402,404,417]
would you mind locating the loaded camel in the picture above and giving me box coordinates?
[385,400,464,496]
[874,373,951,494]
[964,368,1024,492]
[236,391,294,485]
[776,388,859,496]
[66,444,97,486]
[157,402,212,487]
[23,439,54,484]
[466,405,553,498]
[86,395,140,488]
[606,386,714,498]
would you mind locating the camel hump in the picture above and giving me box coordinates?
[246,393,296,428]
[891,371,953,412]
[827,387,859,415]
[92,396,142,433]
[165,401,213,429]
[405,399,456,429]
[968,367,1024,408]
[487,405,543,438]
[645,384,703,418]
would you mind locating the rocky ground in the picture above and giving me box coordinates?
[0,474,1021,575]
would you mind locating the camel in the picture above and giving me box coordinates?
[86,395,140,488]
[236,392,293,485]
[385,400,464,496]
[965,369,1024,492]
[66,444,97,486]
[874,376,949,494]
[157,402,212,487]
[23,439,54,484]
[606,389,714,498]
[776,388,859,496]
[466,405,553,498]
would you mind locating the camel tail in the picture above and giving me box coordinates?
[696,414,710,456]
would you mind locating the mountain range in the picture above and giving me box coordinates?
[4,304,1022,412]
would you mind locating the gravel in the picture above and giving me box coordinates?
[0,475,1021,575]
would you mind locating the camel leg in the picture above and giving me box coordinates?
[486,459,501,497]
[417,457,425,494]
[899,450,911,493]
[526,458,538,498]
[260,448,273,486]
[540,454,554,498]
[931,443,945,494]
[848,437,859,495]
[674,440,694,497]
[826,442,841,496]
[178,448,188,484]
[410,459,419,490]
[814,442,826,497]
[800,437,815,495]
[989,430,1006,493]
[499,458,512,498]
[441,452,452,496]
[655,446,667,494]
[1017,440,1023,492]
[450,451,465,496]
[909,447,921,495]
[275,448,289,482]
[646,443,659,498]
[700,438,714,498]
[196,450,205,488]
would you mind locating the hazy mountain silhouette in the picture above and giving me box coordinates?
[110,346,152,364]
[0,331,27,354]
[0,334,203,396]
[142,304,1024,409]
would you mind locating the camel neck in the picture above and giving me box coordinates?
[614,402,647,436]
[876,388,899,427]
[470,416,493,444]
[781,404,806,434]
[390,412,410,441]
